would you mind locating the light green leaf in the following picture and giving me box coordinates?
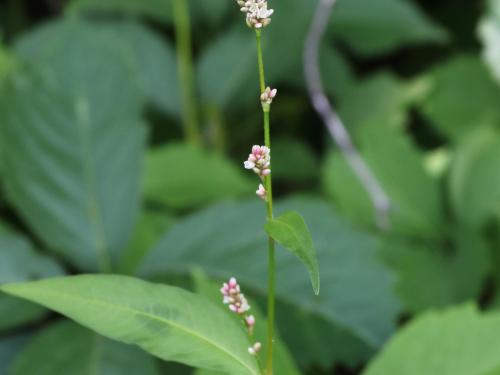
[1,275,259,375]
[323,125,443,238]
[380,229,490,313]
[331,0,448,56]
[0,225,63,332]
[364,304,500,375]
[11,320,159,375]
[419,55,500,141]
[479,0,500,84]
[68,0,172,23]
[140,198,400,368]
[265,211,320,295]
[145,143,252,209]
[449,127,500,226]
[3,19,146,271]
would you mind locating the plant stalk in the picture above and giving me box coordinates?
[256,29,276,375]
[173,0,201,146]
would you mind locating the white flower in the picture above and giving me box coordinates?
[248,342,262,355]
[256,184,267,201]
[260,87,277,105]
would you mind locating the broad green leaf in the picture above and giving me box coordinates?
[364,304,500,375]
[191,269,301,375]
[380,229,490,313]
[265,211,320,295]
[145,143,252,209]
[68,0,172,23]
[0,334,31,375]
[2,19,146,271]
[11,320,159,375]
[140,198,400,368]
[1,275,259,375]
[419,55,500,141]
[323,125,444,238]
[479,0,500,84]
[330,0,448,56]
[98,20,180,117]
[449,127,500,226]
[0,225,63,332]
[118,210,176,275]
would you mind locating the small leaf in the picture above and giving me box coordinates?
[0,275,259,375]
[364,304,500,375]
[265,211,320,295]
[11,320,159,375]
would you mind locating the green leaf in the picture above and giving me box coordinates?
[1,275,259,375]
[2,19,146,271]
[330,0,448,56]
[380,229,490,313]
[323,125,443,238]
[0,225,63,332]
[197,26,255,109]
[364,304,500,375]
[11,320,159,375]
[140,198,400,368]
[98,20,180,117]
[145,143,252,209]
[265,211,320,295]
[419,55,500,141]
[479,0,500,84]
[449,127,500,226]
[68,0,172,23]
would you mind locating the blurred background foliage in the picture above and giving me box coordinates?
[0,0,500,374]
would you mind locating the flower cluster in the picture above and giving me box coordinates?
[244,145,271,201]
[260,87,277,105]
[221,277,261,356]
[221,277,250,314]
[244,145,271,178]
[235,0,274,29]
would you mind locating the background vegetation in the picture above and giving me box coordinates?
[1,0,500,374]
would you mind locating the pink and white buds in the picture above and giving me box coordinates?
[256,184,267,201]
[244,145,271,178]
[221,277,250,315]
[235,0,273,29]
[248,342,262,355]
[220,278,260,358]
[260,87,277,105]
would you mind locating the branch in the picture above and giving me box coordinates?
[303,0,391,230]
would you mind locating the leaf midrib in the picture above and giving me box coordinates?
[5,286,258,375]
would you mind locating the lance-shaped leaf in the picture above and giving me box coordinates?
[265,211,320,295]
[0,275,259,375]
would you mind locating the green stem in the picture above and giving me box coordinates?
[256,29,275,375]
[173,0,201,146]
